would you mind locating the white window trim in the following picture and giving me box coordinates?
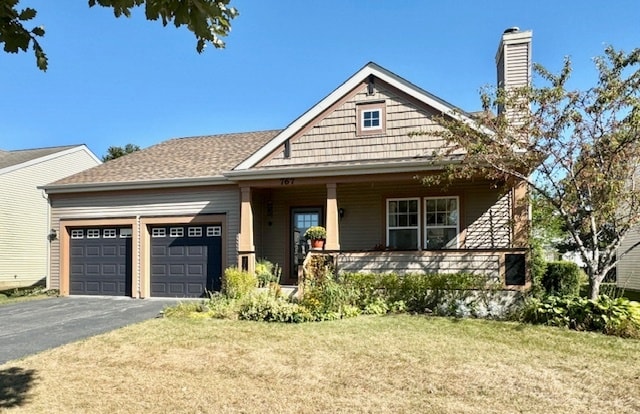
[207,226,222,237]
[386,197,420,250]
[361,108,383,131]
[152,228,166,238]
[170,227,184,237]
[423,196,459,249]
[87,229,100,239]
[103,229,117,238]
[119,228,132,238]
[188,227,203,237]
[71,229,84,239]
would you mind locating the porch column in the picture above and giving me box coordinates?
[512,180,529,248]
[238,186,256,274]
[325,183,340,250]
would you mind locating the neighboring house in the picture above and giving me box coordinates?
[43,29,532,298]
[617,230,640,292]
[0,145,101,290]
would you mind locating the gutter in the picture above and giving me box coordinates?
[40,175,230,194]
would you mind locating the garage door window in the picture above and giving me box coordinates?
[120,228,132,238]
[207,226,221,237]
[103,229,117,238]
[87,229,100,239]
[152,228,166,238]
[71,229,84,239]
[170,227,184,237]
[188,227,203,237]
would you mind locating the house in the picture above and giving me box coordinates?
[617,230,640,292]
[0,145,101,290]
[43,29,532,298]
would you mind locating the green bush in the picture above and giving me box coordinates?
[529,238,548,297]
[518,295,640,338]
[541,261,585,297]
[222,267,257,299]
[255,259,281,288]
[239,293,314,323]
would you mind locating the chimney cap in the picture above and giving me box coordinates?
[503,26,520,34]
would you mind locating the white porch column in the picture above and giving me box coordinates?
[238,186,256,273]
[325,183,340,250]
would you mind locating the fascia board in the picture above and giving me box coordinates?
[41,176,229,194]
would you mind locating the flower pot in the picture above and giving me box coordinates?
[311,239,324,249]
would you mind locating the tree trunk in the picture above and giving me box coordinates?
[588,276,602,300]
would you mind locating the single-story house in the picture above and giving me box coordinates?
[43,29,533,298]
[0,145,101,290]
[617,230,640,292]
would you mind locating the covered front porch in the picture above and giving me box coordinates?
[235,173,529,288]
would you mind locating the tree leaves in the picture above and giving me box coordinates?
[0,0,238,71]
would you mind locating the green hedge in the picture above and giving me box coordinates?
[542,261,585,297]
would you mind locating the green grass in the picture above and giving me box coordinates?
[0,286,53,306]
[1,315,638,413]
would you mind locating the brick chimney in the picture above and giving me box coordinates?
[495,27,532,123]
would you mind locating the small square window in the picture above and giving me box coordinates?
[207,226,222,237]
[71,229,84,239]
[363,110,381,129]
[152,228,166,238]
[357,103,385,135]
[188,227,202,237]
[119,228,132,238]
[170,227,184,237]
[87,229,100,239]
[103,229,117,238]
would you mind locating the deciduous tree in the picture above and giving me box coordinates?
[420,47,640,299]
[0,0,238,71]
[102,143,140,161]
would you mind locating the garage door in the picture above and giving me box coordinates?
[150,225,222,297]
[69,227,132,296]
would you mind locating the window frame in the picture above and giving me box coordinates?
[423,196,459,249]
[357,101,386,136]
[386,197,420,250]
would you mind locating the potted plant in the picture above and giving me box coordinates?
[304,226,326,249]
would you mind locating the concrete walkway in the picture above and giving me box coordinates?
[0,296,178,365]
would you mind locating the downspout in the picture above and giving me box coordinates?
[136,215,141,298]
[41,190,52,289]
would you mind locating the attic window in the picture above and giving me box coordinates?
[357,101,386,136]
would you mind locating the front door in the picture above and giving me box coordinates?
[291,207,322,282]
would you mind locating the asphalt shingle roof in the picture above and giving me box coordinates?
[0,145,78,170]
[50,130,281,186]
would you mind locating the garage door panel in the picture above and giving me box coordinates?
[69,226,131,296]
[150,225,222,297]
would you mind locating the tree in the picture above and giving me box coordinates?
[0,0,238,71]
[420,46,640,299]
[102,143,141,161]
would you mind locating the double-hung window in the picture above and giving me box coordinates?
[387,198,419,250]
[424,197,459,249]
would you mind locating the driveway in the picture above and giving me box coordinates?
[0,296,178,365]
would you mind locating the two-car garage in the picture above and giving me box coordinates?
[66,221,223,298]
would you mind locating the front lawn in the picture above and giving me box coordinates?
[1,315,638,413]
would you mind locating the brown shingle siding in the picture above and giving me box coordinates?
[50,130,281,186]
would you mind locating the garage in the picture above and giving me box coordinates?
[150,225,222,297]
[69,227,132,296]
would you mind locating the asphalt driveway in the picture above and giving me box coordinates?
[0,296,178,365]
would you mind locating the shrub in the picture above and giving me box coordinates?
[529,238,548,297]
[239,293,314,323]
[255,259,281,288]
[518,295,640,338]
[541,261,585,297]
[222,267,257,299]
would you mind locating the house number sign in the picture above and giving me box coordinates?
[280,178,295,185]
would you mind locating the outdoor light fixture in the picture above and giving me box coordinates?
[367,75,375,95]
[48,228,57,241]
[338,208,345,219]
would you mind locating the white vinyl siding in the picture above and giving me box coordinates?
[0,148,100,289]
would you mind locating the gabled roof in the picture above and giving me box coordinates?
[45,131,281,192]
[0,145,97,175]
[234,62,478,171]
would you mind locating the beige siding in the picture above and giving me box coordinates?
[338,251,501,282]
[465,189,512,249]
[0,149,99,289]
[48,186,239,290]
[503,42,530,90]
[617,227,640,291]
[263,81,454,167]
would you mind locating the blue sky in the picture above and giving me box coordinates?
[1,1,639,158]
